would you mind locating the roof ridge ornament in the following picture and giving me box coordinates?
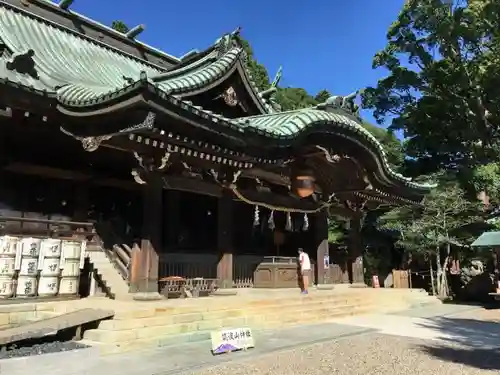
[271,66,282,88]
[216,26,243,58]
[316,90,362,120]
[260,66,283,98]
[126,25,145,39]
[259,66,283,112]
[6,49,38,79]
[58,0,75,11]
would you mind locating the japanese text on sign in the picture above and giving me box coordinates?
[210,327,254,355]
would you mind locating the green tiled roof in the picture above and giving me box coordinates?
[471,231,500,248]
[0,4,273,113]
[0,3,434,193]
[231,108,435,191]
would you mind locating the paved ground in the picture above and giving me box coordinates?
[3,303,500,375]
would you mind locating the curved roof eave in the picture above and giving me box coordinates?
[231,108,436,192]
[54,79,435,194]
[149,36,276,115]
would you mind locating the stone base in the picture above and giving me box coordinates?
[316,284,335,291]
[132,292,164,301]
[349,283,368,288]
[212,289,238,297]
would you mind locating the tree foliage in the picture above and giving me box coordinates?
[111,20,130,33]
[378,173,484,296]
[362,0,500,177]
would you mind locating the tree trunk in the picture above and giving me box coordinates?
[435,246,442,296]
[429,254,436,296]
[439,255,450,298]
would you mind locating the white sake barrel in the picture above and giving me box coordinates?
[0,236,19,256]
[0,256,16,276]
[37,276,59,297]
[59,277,79,295]
[19,257,38,276]
[0,276,14,298]
[16,275,37,297]
[40,239,62,258]
[20,238,41,257]
[60,259,80,277]
[61,240,83,260]
[40,257,61,277]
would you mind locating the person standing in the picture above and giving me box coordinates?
[298,248,311,294]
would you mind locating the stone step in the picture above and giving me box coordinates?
[80,303,378,355]
[87,250,129,299]
[96,297,371,331]
[84,301,375,343]
[110,293,374,320]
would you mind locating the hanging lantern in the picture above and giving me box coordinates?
[291,165,315,198]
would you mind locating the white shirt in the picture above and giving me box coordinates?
[299,252,311,271]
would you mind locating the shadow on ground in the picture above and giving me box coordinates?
[417,316,500,370]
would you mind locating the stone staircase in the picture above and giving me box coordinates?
[78,288,441,355]
[86,245,130,300]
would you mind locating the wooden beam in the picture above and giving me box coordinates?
[0,216,94,227]
[4,162,138,190]
[164,175,222,197]
[217,192,234,289]
[134,172,162,299]
[2,161,351,213]
[314,210,329,285]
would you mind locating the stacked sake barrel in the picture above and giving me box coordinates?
[38,238,62,297]
[0,236,19,298]
[16,237,41,297]
[59,239,85,295]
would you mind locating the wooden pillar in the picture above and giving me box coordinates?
[73,182,90,223]
[347,213,365,285]
[314,210,329,285]
[133,173,162,300]
[217,192,233,289]
[165,190,180,249]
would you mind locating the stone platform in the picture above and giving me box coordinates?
[0,287,441,355]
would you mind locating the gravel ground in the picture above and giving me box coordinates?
[0,341,89,359]
[185,333,500,375]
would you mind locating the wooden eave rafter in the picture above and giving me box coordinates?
[0,77,430,207]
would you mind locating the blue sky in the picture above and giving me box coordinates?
[67,0,405,126]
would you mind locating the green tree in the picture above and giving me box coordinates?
[378,173,483,297]
[238,38,270,92]
[111,20,130,33]
[314,89,331,103]
[327,215,348,245]
[362,0,500,174]
[274,88,318,111]
[362,122,404,169]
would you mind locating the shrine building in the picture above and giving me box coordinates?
[0,0,434,300]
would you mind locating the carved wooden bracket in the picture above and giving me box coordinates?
[60,112,156,153]
[131,151,170,184]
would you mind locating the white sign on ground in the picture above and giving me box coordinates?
[210,327,255,355]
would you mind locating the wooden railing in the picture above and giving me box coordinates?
[158,253,264,288]
[0,216,95,238]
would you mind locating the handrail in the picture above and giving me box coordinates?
[0,216,95,226]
